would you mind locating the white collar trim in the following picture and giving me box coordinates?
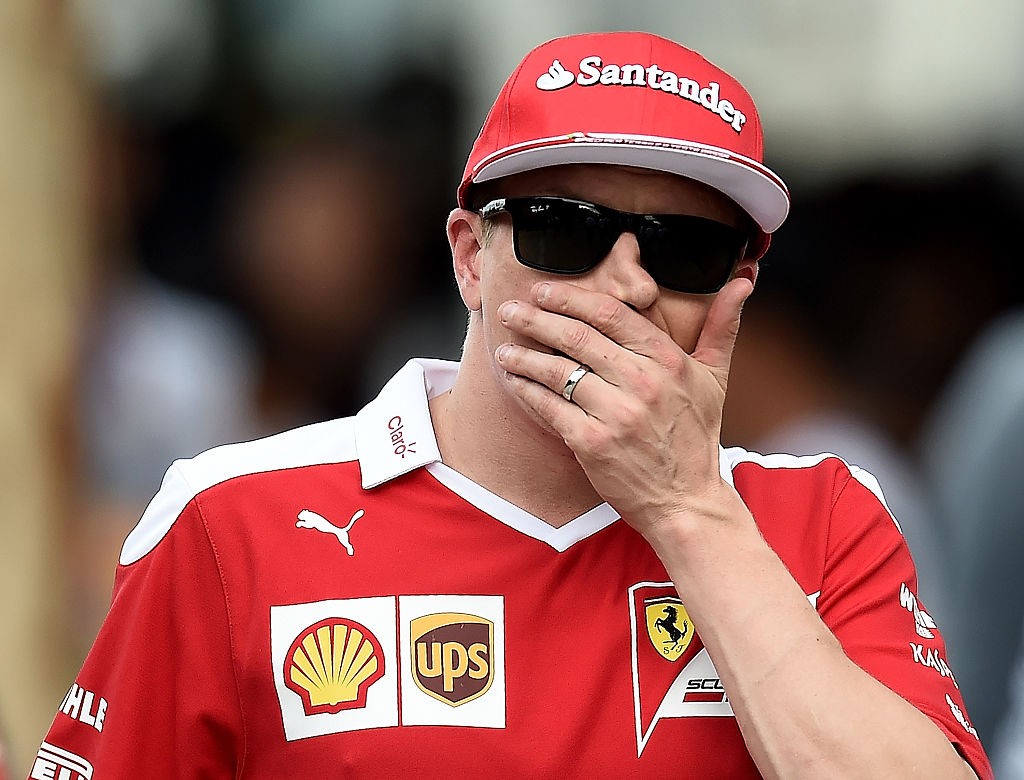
[354,358,622,550]
[354,358,453,488]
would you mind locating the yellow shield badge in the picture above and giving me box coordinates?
[645,597,693,662]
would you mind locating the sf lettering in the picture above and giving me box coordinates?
[416,640,489,692]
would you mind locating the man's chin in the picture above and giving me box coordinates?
[509,389,565,440]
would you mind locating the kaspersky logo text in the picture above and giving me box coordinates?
[536,56,747,133]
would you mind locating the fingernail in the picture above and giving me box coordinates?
[535,283,551,302]
[498,301,519,323]
[496,344,511,362]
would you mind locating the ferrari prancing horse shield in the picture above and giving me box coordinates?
[645,597,693,662]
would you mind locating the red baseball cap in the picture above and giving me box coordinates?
[459,31,789,258]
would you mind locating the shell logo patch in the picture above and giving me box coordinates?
[271,597,399,741]
[285,617,385,715]
[411,612,493,706]
[272,595,505,739]
[644,597,693,662]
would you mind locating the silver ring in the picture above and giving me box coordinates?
[562,364,591,403]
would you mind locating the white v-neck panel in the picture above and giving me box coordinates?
[424,461,621,552]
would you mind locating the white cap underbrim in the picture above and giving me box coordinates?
[470,133,790,235]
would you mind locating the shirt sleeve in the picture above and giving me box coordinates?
[32,467,244,778]
[818,466,993,780]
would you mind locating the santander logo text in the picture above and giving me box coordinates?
[535,56,747,133]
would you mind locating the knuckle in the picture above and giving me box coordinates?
[559,322,591,354]
[616,399,644,430]
[662,350,687,377]
[631,374,658,405]
[579,425,611,453]
[551,361,572,388]
[593,298,624,331]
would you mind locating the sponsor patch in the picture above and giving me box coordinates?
[947,694,979,739]
[533,55,747,132]
[629,582,733,756]
[31,742,93,780]
[644,596,694,662]
[284,617,386,715]
[683,677,728,703]
[59,683,107,733]
[271,598,398,741]
[899,583,937,639]
[629,583,819,756]
[910,643,958,688]
[295,509,363,556]
[272,595,505,738]
[400,595,505,728]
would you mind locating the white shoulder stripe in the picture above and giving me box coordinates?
[719,446,902,534]
[120,418,358,565]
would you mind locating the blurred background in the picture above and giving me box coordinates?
[2,0,1023,775]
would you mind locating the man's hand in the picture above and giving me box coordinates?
[494,276,754,533]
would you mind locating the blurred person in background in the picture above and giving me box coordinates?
[921,305,1024,757]
[66,30,466,666]
[69,107,264,658]
[34,32,990,777]
[722,192,947,625]
[727,169,1023,748]
[221,127,461,431]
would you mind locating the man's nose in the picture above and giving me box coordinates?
[585,231,659,311]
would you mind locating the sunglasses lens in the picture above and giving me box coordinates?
[512,201,613,274]
[499,198,747,294]
[640,217,746,294]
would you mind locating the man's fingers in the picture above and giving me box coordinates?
[499,367,590,439]
[497,299,627,384]
[530,282,671,360]
[495,344,609,416]
[691,276,754,388]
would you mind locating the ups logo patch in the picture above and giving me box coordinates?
[411,612,493,706]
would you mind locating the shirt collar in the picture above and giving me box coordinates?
[354,358,456,488]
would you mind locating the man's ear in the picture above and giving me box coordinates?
[447,208,485,312]
[735,257,759,288]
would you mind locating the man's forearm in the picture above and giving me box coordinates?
[643,485,976,779]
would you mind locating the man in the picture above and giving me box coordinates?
[35,32,990,778]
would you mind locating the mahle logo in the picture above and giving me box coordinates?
[411,612,493,706]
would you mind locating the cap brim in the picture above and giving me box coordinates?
[469,133,790,236]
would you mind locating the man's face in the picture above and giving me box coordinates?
[469,164,756,368]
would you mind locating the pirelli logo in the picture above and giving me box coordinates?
[32,742,93,780]
[411,612,493,706]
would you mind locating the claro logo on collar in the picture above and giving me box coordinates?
[388,416,416,459]
[535,56,747,133]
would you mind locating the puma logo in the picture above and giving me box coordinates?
[296,509,364,556]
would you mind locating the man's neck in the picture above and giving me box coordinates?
[429,338,604,528]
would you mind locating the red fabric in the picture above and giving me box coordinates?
[34,453,991,778]
[457,32,790,258]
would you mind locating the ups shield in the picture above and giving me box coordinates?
[411,613,494,706]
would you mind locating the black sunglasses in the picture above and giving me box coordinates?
[479,196,748,295]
